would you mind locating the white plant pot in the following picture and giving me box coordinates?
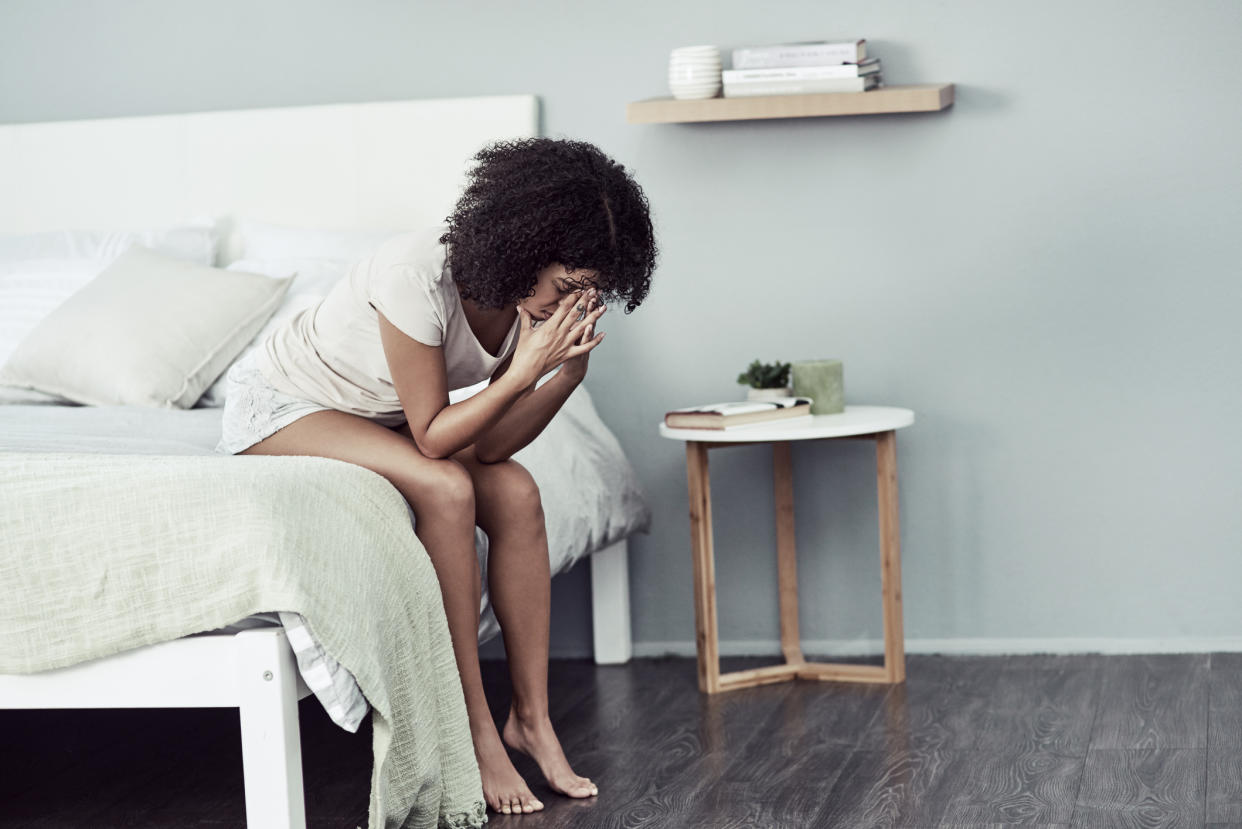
[746,387,792,402]
[668,45,721,100]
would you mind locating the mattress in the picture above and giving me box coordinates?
[1,388,651,730]
[0,403,224,454]
[0,405,374,729]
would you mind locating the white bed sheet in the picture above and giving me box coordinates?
[0,388,650,729]
[0,404,375,728]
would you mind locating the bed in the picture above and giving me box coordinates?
[0,95,647,828]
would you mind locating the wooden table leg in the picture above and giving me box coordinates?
[876,430,907,682]
[686,433,907,693]
[772,442,805,667]
[776,431,908,687]
[685,442,720,693]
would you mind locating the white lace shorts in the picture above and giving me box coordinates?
[214,352,333,455]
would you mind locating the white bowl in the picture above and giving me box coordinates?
[670,76,720,90]
[668,45,721,99]
[670,80,721,100]
[671,87,720,100]
[669,59,722,70]
[670,78,720,89]
[669,63,720,78]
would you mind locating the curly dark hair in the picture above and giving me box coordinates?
[440,137,657,314]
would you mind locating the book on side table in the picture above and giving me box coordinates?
[664,397,812,430]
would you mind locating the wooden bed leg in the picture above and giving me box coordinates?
[235,629,307,829]
[590,540,633,665]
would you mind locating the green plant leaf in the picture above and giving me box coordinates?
[738,359,791,388]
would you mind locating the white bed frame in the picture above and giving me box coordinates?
[0,96,633,828]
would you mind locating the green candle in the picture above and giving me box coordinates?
[791,359,844,415]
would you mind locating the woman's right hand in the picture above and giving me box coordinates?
[511,289,607,385]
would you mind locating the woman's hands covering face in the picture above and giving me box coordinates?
[560,289,606,383]
[513,288,606,384]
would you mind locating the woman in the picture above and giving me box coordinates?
[215,137,657,815]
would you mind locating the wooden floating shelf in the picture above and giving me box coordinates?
[626,83,954,124]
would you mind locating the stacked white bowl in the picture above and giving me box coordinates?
[668,45,722,100]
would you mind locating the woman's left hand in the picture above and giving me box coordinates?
[560,292,605,383]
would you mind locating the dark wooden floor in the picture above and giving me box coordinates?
[2,653,1240,828]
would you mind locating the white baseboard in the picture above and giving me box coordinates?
[632,636,1242,659]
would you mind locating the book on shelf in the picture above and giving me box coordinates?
[723,74,880,97]
[722,58,879,83]
[664,397,813,430]
[732,39,867,70]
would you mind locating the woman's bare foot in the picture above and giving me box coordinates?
[475,730,544,815]
[502,706,598,799]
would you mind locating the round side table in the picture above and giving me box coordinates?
[659,405,915,694]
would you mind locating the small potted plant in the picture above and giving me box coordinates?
[737,359,792,401]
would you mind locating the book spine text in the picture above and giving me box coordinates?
[732,40,865,69]
[724,77,878,96]
[723,62,877,82]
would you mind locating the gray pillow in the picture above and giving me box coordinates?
[0,246,290,408]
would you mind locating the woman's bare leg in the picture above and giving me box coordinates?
[453,448,597,801]
[241,412,540,815]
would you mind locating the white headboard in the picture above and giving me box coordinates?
[0,95,539,261]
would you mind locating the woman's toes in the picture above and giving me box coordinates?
[561,778,595,798]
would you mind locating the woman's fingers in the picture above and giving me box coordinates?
[588,300,607,323]
[566,330,605,358]
[551,290,584,327]
[567,301,606,339]
[558,287,606,328]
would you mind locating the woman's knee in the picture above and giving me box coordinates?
[477,461,544,527]
[399,457,475,518]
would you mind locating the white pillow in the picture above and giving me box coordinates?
[194,258,350,407]
[229,256,352,296]
[0,247,290,409]
[0,225,216,267]
[0,260,101,368]
[239,220,397,262]
[0,387,68,405]
[0,224,220,406]
[0,261,101,404]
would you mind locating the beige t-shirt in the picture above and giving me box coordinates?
[254,225,520,423]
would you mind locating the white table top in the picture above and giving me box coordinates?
[658,405,914,443]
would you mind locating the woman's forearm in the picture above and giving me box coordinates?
[413,369,536,459]
[474,369,580,463]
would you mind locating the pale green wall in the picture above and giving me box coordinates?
[4,0,1240,657]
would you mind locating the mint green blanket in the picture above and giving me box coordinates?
[0,452,485,829]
